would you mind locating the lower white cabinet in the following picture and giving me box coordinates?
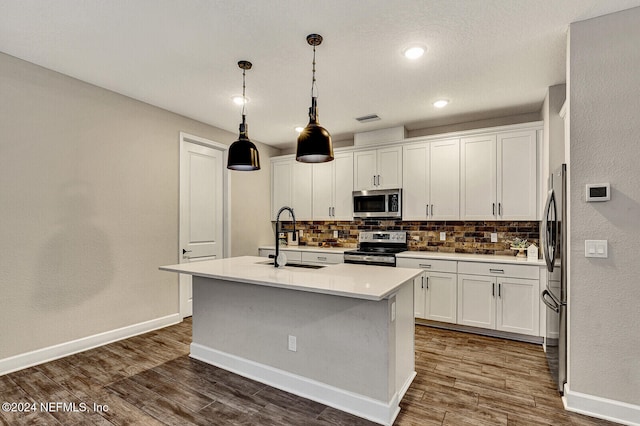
[258,248,343,265]
[397,258,457,324]
[457,262,540,336]
[399,257,541,337]
[300,251,344,265]
[457,274,496,329]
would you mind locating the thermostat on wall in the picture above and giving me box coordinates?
[585,183,610,202]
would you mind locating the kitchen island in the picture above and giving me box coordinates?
[160,256,421,426]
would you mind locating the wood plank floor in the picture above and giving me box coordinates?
[0,319,616,426]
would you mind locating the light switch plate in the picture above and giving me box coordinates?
[585,240,608,258]
[491,233,498,243]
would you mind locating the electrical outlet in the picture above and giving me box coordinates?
[288,335,297,352]
[440,232,446,241]
[333,230,339,238]
[298,229,303,237]
[491,233,498,243]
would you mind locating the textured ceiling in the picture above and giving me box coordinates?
[2,0,640,149]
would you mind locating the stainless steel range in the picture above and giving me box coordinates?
[343,231,407,267]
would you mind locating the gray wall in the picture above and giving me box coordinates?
[0,52,278,360]
[569,7,640,405]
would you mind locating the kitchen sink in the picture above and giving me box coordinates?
[256,260,326,269]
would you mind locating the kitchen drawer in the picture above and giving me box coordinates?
[396,257,457,273]
[301,251,343,264]
[258,248,302,262]
[457,261,539,279]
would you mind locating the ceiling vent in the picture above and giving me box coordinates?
[355,114,381,123]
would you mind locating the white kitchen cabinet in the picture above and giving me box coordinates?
[497,131,538,220]
[496,276,539,335]
[457,261,540,336]
[312,152,353,220]
[397,258,457,324]
[258,248,302,262]
[353,146,402,190]
[271,157,312,221]
[402,139,459,220]
[271,159,292,221]
[460,129,537,220]
[460,134,497,220]
[258,248,343,265]
[457,274,496,329]
[300,251,344,264]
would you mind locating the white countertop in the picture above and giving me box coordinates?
[160,256,422,301]
[260,245,545,266]
[396,251,546,266]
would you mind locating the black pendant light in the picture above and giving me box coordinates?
[296,34,334,163]
[227,60,261,171]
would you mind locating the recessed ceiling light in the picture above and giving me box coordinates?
[403,46,425,60]
[433,99,449,108]
[295,126,304,133]
[232,95,248,105]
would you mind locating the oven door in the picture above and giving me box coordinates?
[343,253,396,267]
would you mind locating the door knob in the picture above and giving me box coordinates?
[182,249,192,255]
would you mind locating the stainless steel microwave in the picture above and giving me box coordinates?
[353,189,402,218]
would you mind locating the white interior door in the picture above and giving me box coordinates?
[179,134,225,318]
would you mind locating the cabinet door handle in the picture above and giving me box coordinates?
[421,276,424,289]
[317,256,327,261]
[419,264,432,269]
[431,204,434,216]
[499,202,502,216]
[332,207,335,216]
[489,268,504,274]
[426,276,429,290]
[492,282,495,297]
[498,283,502,297]
[426,205,429,217]
[492,203,496,215]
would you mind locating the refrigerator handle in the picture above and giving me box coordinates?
[541,289,560,313]
[542,189,557,272]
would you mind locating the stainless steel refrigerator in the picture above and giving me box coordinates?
[541,163,567,394]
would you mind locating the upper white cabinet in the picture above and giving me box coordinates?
[497,131,538,220]
[271,157,312,221]
[402,139,460,220]
[271,158,292,221]
[353,146,402,190]
[460,130,537,220]
[312,152,354,220]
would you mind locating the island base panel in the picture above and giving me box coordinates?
[190,276,415,426]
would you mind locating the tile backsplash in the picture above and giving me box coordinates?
[279,220,540,256]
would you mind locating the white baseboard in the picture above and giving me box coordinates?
[0,313,181,376]
[564,385,640,426]
[190,343,412,426]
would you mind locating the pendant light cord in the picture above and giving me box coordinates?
[241,68,247,118]
[311,44,318,99]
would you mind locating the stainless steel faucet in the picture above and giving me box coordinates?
[275,206,296,268]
